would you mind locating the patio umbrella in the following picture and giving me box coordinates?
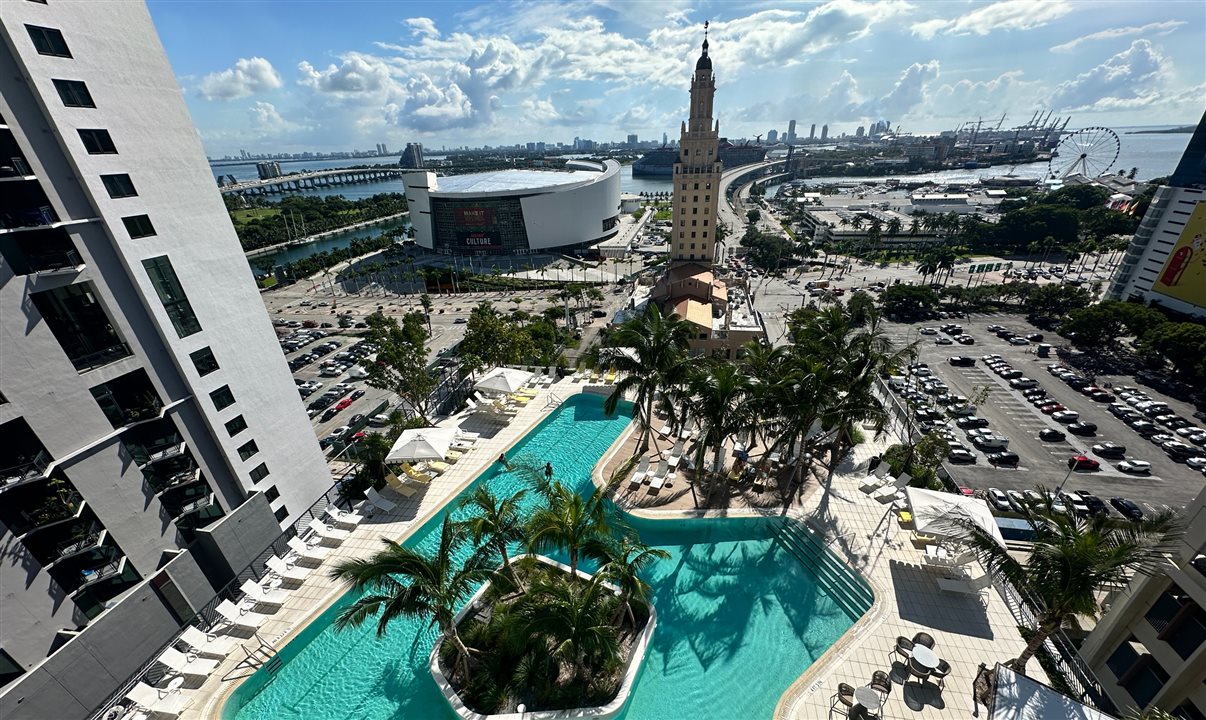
[475,367,534,395]
[386,426,457,463]
[905,486,1006,548]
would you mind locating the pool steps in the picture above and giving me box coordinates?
[771,521,874,621]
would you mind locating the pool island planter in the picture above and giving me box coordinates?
[429,554,657,720]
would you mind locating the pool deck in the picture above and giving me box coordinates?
[598,423,1050,720]
[186,377,593,720]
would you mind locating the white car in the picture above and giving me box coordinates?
[919,327,938,335]
[1118,459,1152,474]
[1186,457,1206,470]
[1176,426,1203,438]
[331,425,351,436]
[1009,337,1030,345]
[1052,410,1080,423]
[987,488,1011,512]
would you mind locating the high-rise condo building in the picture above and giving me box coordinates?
[400,142,425,169]
[0,2,331,715]
[821,124,829,141]
[787,119,797,143]
[810,123,816,140]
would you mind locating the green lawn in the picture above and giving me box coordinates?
[231,208,281,225]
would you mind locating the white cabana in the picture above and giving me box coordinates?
[386,426,458,463]
[990,663,1115,720]
[906,486,1006,548]
[475,367,534,395]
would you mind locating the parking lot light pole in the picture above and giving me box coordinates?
[1055,457,1082,495]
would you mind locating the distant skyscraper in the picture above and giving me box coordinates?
[627,133,638,147]
[809,123,816,140]
[400,142,425,168]
[855,126,865,138]
[662,132,668,146]
[787,119,797,143]
[820,124,829,141]
[380,142,388,155]
[766,129,778,143]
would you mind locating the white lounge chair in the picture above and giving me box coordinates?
[179,626,237,658]
[628,457,650,488]
[365,487,397,512]
[126,682,191,717]
[307,519,350,546]
[937,573,993,596]
[157,646,219,679]
[859,471,890,493]
[667,440,685,468]
[871,475,909,503]
[455,430,481,442]
[267,555,311,584]
[647,460,670,491]
[324,505,364,528]
[239,578,289,607]
[286,536,329,565]
[215,599,269,632]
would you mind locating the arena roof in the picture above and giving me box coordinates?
[433,168,596,194]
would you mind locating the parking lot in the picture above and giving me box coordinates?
[883,314,1204,517]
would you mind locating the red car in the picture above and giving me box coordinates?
[335,398,353,411]
[1068,455,1100,471]
[1041,403,1066,414]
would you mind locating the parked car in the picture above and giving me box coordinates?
[320,408,339,422]
[1185,457,1206,470]
[948,356,976,367]
[1162,441,1196,460]
[1072,491,1107,516]
[335,398,354,411]
[1009,378,1038,389]
[955,335,975,345]
[1110,497,1145,520]
[1067,422,1097,436]
[1039,428,1066,441]
[1068,455,1100,471]
[949,448,977,464]
[1006,490,1027,511]
[987,488,1011,512]
[368,414,390,427]
[956,416,990,429]
[1052,410,1080,423]
[988,451,1020,467]
[1092,442,1127,458]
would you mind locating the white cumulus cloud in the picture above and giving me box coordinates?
[198,57,282,100]
[405,17,440,39]
[912,0,1073,40]
[1049,20,1186,53]
[1048,39,1169,111]
[298,54,396,96]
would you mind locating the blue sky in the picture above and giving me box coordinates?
[146,0,1206,157]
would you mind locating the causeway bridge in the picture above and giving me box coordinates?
[219,168,405,196]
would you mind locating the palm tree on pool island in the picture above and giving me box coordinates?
[329,516,492,682]
[957,498,1182,674]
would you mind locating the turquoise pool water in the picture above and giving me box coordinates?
[225,394,860,720]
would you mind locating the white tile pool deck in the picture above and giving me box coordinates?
[177,381,1046,720]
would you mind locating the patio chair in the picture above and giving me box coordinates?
[157,646,219,680]
[907,656,932,683]
[365,487,397,512]
[179,626,236,658]
[324,505,364,529]
[126,682,192,718]
[912,631,935,649]
[830,682,856,715]
[267,555,311,584]
[286,536,329,565]
[307,519,350,546]
[216,599,269,632]
[870,670,892,697]
[892,636,914,664]
[239,578,289,607]
[930,659,952,689]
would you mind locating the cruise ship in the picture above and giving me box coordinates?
[632,140,767,177]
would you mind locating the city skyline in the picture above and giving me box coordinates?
[149,0,1205,156]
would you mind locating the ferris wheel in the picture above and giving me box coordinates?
[1048,126,1120,179]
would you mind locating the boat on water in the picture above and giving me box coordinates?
[632,141,767,177]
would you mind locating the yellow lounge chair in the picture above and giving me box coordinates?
[910,531,936,548]
[605,368,617,383]
[508,394,532,404]
[424,461,451,475]
[385,472,416,497]
[516,387,540,397]
[446,450,463,463]
[400,464,434,484]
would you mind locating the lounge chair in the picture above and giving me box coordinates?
[286,536,329,565]
[216,599,269,632]
[667,439,685,467]
[400,464,434,484]
[179,626,237,658]
[239,578,289,607]
[859,472,889,493]
[896,509,914,527]
[157,647,219,679]
[386,473,417,497]
[267,555,311,584]
[936,573,993,596]
[647,460,668,485]
[324,505,364,529]
[307,519,350,546]
[628,457,650,489]
[126,682,191,717]
[445,450,463,463]
[365,487,398,512]
[910,531,937,548]
[456,430,481,441]
[605,368,617,384]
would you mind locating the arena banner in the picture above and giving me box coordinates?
[455,207,496,226]
[1152,201,1206,307]
[455,230,501,250]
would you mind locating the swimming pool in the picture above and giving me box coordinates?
[224,394,864,720]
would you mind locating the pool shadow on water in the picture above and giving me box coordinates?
[888,560,994,639]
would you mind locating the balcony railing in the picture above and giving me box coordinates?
[0,450,52,490]
[50,523,105,565]
[27,248,83,275]
[148,464,202,495]
[17,492,84,536]
[175,494,212,517]
[71,342,133,373]
[70,555,125,596]
[136,438,187,467]
[0,205,59,232]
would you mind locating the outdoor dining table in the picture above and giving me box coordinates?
[853,686,881,709]
[911,644,940,672]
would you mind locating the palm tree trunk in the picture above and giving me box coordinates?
[500,546,525,592]
[1012,617,1059,673]
[444,622,475,681]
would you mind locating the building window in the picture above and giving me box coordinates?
[78,129,117,154]
[706,183,712,189]
[690,243,696,249]
[210,385,235,411]
[702,231,708,238]
[699,333,708,340]
[189,347,219,376]
[680,220,685,226]
[122,215,156,238]
[237,440,259,461]
[26,25,71,57]
[273,505,289,522]
[52,79,94,108]
[1121,656,1169,709]
[693,183,699,190]
[263,485,280,502]
[142,255,201,337]
[703,219,709,226]
[678,231,684,238]
[101,174,137,198]
[691,232,696,238]
[693,196,698,202]
[692,220,697,226]
[692,207,698,214]
[678,243,684,250]
[679,195,685,203]
[681,183,686,190]
[705,195,710,202]
[249,462,270,484]
[224,415,248,437]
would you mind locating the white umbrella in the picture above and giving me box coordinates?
[475,367,534,395]
[906,486,1006,548]
[386,426,457,463]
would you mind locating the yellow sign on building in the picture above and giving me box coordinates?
[1151,201,1206,307]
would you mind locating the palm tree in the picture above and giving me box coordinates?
[957,500,1182,674]
[886,217,902,238]
[329,517,491,681]
[459,486,528,592]
[526,481,611,579]
[517,573,621,683]
[603,304,693,451]
[595,534,669,629]
[687,363,755,498]
[419,292,433,333]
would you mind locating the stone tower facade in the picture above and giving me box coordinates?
[670,26,721,265]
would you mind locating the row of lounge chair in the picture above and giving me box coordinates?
[121,501,367,717]
[860,469,911,504]
[570,367,618,384]
[627,457,677,493]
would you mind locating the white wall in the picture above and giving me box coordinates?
[523,160,621,250]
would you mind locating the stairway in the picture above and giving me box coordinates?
[771,521,874,622]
